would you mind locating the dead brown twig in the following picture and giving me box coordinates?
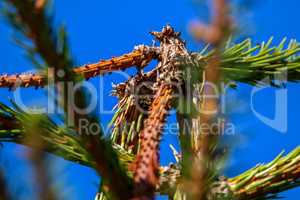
[0,47,158,89]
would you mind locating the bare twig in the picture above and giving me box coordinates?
[0,47,158,89]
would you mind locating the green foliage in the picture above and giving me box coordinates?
[2,1,134,198]
[196,37,300,86]
[1,1,300,199]
[229,147,300,199]
[0,102,134,169]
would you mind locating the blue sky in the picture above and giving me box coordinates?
[0,0,300,199]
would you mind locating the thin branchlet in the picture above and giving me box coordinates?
[0,47,158,89]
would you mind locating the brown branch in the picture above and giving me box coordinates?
[131,25,190,200]
[0,47,158,89]
[132,84,173,200]
[185,0,231,200]
[190,0,230,45]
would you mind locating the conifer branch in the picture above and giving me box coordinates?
[3,1,134,198]
[132,85,174,199]
[0,103,133,199]
[180,1,231,200]
[0,102,134,169]
[228,147,300,199]
[0,102,177,191]
[2,103,300,200]
[143,147,300,199]
[194,37,300,86]
[131,25,190,200]
[109,70,157,153]
[1,37,300,90]
[2,37,300,90]
[4,0,72,70]
[3,2,62,197]
[0,73,45,89]
[0,47,158,89]
[1,1,300,199]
